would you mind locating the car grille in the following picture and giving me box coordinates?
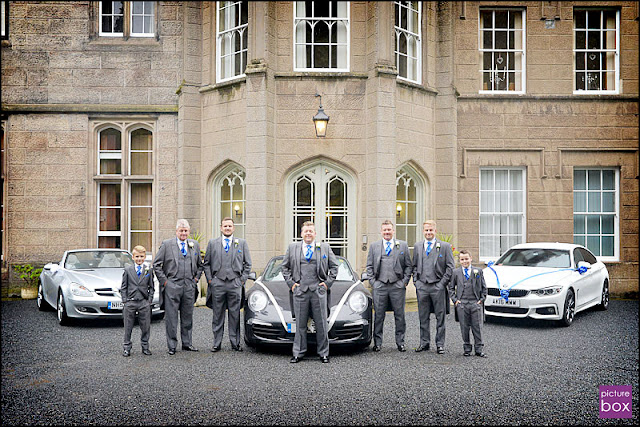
[485,305,528,314]
[95,288,119,297]
[331,324,364,340]
[252,324,286,340]
[487,288,529,298]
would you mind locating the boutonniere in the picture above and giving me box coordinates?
[395,241,400,249]
[473,269,479,276]
[436,242,441,251]
[188,241,194,248]
[144,265,150,275]
[234,239,239,247]
[315,243,321,249]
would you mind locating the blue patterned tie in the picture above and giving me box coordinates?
[464,268,469,280]
[305,245,313,261]
[137,265,141,277]
[426,241,432,256]
[385,241,392,256]
[224,238,230,253]
[181,241,187,256]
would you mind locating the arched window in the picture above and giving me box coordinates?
[396,165,424,251]
[286,161,355,261]
[213,165,246,238]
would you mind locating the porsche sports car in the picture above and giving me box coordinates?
[483,243,609,326]
[244,255,373,348]
[38,249,163,325]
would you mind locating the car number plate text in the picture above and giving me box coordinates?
[108,301,124,310]
[489,296,520,307]
[286,322,296,333]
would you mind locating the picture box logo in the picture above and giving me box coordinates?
[599,385,632,419]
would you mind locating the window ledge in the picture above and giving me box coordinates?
[396,79,438,95]
[86,36,162,51]
[459,94,639,101]
[275,72,368,80]
[199,76,246,94]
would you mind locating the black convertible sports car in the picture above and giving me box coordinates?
[244,255,372,349]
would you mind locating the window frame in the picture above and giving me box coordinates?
[572,167,619,262]
[1,1,9,40]
[293,1,351,72]
[128,181,153,255]
[212,164,247,239]
[216,1,249,83]
[129,1,156,38]
[479,167,527,262]
[99,1,156,38]
[394,1,422,84]
[572,8,620,94]
[478,7,527,94]
[395,165,424,255]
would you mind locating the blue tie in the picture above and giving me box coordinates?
[385,241,392,256]
[137,265,141,277]
[305,245,313,261]
[426,241,432,256]
[224,238,230,253]
[181,241,187,256]
[464,268,469,280]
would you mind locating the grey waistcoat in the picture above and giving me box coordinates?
[461,274,476,301]
[378,254,398,284]
[300,253,319,291]
[419,251,438,284]
[218,245,236,281]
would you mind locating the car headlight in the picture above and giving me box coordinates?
[248,290,268,312]
[532,286,563,296]
[348,291,368,314]
[70,282,93,297]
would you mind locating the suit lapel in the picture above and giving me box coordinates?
[172,239,181,266]
[376,241,383,270]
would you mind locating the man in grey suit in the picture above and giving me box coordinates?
[365,220,413,352]
[153,219,204,355]
[281,221,339,364]
[448,249,487,357]
[121,245,154,357]
[203,217,252,352]
[412,220,454,354]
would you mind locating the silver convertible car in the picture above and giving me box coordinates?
[244,255,373,349]
[37,249,163,325]
[483,243,609,326]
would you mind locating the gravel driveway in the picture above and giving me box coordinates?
[2,299,638,425]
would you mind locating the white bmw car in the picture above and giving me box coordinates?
[483,243,609,326]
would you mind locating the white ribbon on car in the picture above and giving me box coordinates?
[327,280,362,331]
[254,280,288,330]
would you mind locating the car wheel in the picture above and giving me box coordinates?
[37,280,50,311]
[597,280,609,311]
[559,289,575,327]
[57,291,71,326]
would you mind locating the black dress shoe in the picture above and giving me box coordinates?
[231,345,243,352]
[142,349,152,356]
[168,349,176,355]
[122,350,130,357]
[372,345,381,352]
[290,356,303,363]
[475,352,487,358]
[182,345,199,352]
[437,347,445,354]
[397,345,406,352]
[211,346,221,352]
[415,344,430,352]
[320,356,330,363]
[463,352,471,357]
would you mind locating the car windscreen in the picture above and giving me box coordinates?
[496,249,571,268]
[65,251,134,269]
[262,256,354,281]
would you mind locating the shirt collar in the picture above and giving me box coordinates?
[384,238,394,246]
[177,237,187,246]
[424,239,435,247]
[223,235,234,242]
[304,241,315,248]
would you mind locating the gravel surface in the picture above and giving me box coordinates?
[2,299,638,425]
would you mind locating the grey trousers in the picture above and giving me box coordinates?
[211,277,242,348]
[292,287,329,357]
[123,299,151,351]
[458,301,484,353]
[416,283,447,347]
[164,282,196,350]
[373,282,406,347]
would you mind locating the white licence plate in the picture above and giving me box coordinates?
[108,301,124,310]
[488,296,520,307]
[286,322,296,333]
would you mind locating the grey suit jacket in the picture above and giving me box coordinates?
[121,264,155,302]
[365,239,413,288]
[281,241,339,290]
[412,238,455,287]
[203,236,252,284]
[448,266,488,304]
[153,238,204,287]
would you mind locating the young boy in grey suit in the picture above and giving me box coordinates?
[121,245,155,357]
[448,249,487,357]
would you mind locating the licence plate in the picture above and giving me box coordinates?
[286,322,296,333]
[108,301,124,310]
[488,296,520,307]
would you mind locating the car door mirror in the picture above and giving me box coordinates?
[44,263,60,272]
[247,271,257,281]
[577,261,592,271]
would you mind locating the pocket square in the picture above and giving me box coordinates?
[238,249,242,253]
[400,252,404,254]
[439,254,443,257]
[144,274,150,278]
[322,254,327,259]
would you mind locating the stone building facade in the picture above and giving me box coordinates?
[1,1,638,296]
